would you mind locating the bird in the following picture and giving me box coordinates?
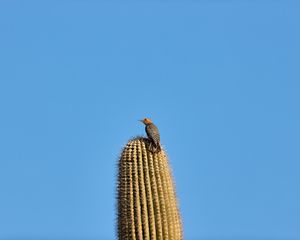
[140,118,161,153]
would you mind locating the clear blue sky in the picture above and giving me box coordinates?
[0,1,299,240]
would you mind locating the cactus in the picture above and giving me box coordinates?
[117,137,183,240]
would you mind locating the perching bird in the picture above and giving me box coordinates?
[140,118,161,153]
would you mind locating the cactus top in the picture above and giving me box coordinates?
[117,137,183,240]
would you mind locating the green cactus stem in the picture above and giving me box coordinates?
[117,137,183,240]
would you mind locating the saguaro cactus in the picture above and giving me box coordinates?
[117,137,183,240]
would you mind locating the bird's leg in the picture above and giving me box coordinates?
[154,143,161,153]
[149,141,157,153]
[152,143,160,153]
[153,145,157,153]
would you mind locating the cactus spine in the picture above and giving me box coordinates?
[117,137,183,240]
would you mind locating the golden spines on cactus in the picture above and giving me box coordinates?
[117,137,183,240]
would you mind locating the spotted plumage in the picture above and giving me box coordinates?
[140,118,161,153]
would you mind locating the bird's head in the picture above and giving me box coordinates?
[139,118,152,125]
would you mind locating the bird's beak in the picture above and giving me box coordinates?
[139,119,144,123]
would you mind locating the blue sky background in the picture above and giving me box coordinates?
[0,1,299,240]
